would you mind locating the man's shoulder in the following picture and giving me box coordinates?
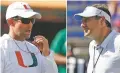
[89,40,95,46]
[0,34,10,46]
[114,33,120,46]
[88,40,95,51]
[112,32,120,52]
[115,33,120,40]
[0,35,9,52]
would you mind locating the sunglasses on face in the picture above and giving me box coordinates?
[13,16,35,24]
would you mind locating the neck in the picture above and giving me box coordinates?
[94,28,111,45]
[9,29,25,41]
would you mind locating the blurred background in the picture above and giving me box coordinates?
[67,1,120,73]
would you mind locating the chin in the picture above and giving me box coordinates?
[84,34,90,38]
[25,35,31,40]
[84,30,91,37]
[26,36,30,39]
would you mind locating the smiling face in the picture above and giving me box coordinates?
[81,16,103,39]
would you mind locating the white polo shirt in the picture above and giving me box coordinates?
[87,30,120,73]
[0,34,58,73]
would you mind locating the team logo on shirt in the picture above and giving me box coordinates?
[15,51,38,68]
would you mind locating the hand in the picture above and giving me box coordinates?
[32,35,50,56]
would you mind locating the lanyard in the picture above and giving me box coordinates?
[92,46,104,73]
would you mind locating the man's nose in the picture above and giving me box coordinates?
[28,22,33,27]
[81,23,87,28]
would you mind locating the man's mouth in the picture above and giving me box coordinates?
[83,28,89,32]
[25,30,31,34]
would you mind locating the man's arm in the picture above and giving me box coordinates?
[0,46,15,73]
[54,53,66,65]
[0,46,4,73]
[32,35,58,73]
[0,37,16,73]
[50,29,66,65]
[42,51,58,73]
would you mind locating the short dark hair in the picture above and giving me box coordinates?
[92,4,111,28]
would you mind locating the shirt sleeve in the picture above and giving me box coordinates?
[0,45,15,73]
[42,50,58,73]
[0,46,4,73]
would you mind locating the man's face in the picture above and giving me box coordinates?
[81,16,102,38]
[12,17,35,39]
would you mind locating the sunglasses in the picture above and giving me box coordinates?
[13,16,35,24]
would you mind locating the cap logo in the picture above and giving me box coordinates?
[23,4,29,10]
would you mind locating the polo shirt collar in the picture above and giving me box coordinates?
[94,30,117,50]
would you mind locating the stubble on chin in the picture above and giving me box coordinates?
[25,34,31,40]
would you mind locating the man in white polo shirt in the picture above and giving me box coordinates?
[74,4,120,73]
[0,2,58,73]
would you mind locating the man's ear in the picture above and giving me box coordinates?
[100,16,106,27]
[7,18,15,26]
